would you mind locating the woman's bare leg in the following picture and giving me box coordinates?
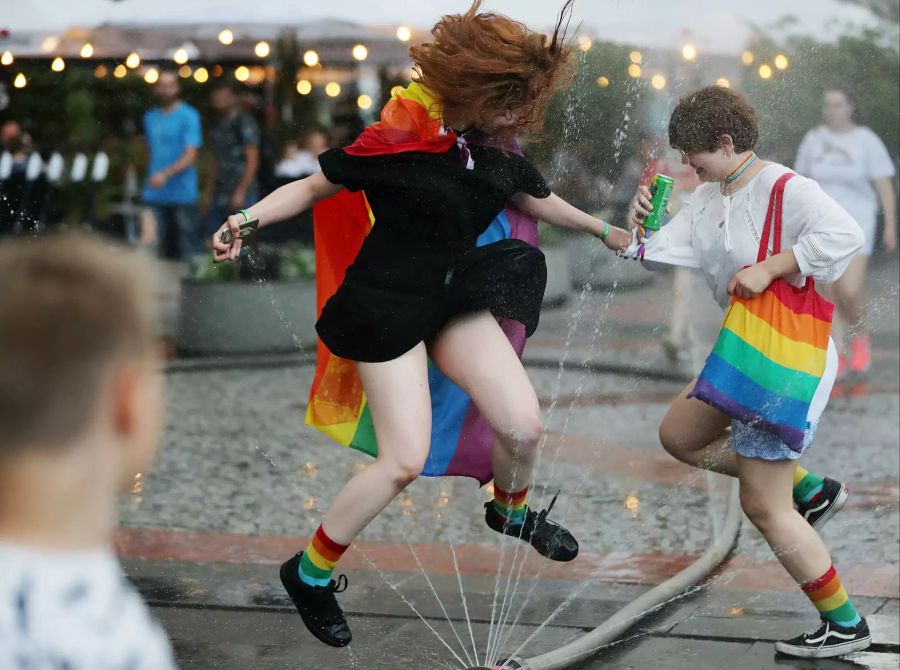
[737,456,832,581]
[429,312,543,493]
[318,343,432,544]
[658,380,736,476]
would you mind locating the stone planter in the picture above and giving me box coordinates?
[542,244,571,307]
[176,279,318,356]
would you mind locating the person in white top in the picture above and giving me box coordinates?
[0,234,177,669]
[794,89,897,376]
[625,86,870,659]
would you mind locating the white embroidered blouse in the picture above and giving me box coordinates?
[636,163,865,310]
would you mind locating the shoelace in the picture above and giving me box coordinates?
[315,574,350,626]
[815,621,831,651]
[332,574,349,594]
[535,490,561,527]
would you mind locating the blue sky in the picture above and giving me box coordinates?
[4,0,882,54]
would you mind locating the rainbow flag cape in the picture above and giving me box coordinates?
[689,173,834,452]
[304,84,539,485]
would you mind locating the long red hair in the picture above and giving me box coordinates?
[409,0,576,140]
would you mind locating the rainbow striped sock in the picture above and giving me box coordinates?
[793,466,825,504]
[802,565,861,628]
[298,525,349,588]
[492,485,528,526]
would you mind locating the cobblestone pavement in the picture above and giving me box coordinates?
[126,254,899,669]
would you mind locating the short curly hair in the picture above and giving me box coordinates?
[668,86,759,154]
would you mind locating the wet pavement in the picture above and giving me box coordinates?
[130,253,899,668]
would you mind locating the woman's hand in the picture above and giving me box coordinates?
[727,264,774,299]
[211,213,246,262]
[627,185,653,237]
[601,225,632,252]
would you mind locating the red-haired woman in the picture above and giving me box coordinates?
[213,1,629,647]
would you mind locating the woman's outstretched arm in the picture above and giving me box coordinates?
[212,171,343,262]
[512,192,631,251]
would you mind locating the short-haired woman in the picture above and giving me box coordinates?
[627,86,870,659]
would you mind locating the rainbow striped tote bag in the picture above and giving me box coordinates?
[688,172,834,453]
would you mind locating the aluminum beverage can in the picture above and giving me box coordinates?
[643,174,674,234]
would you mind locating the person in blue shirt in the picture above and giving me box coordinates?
[143,70,203,259]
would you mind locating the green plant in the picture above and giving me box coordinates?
[189,243,315,282]
[278,245,316,279]
[191,254,239,282]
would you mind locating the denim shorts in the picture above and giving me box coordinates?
[729,338,838,462]
[730,419,817,461]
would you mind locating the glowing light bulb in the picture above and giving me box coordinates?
[597,76,610,88]
[173,48,189,65]
[629,50,642,64]
[234,66,250,82]
[716,77,731,88]
[218,29,234,45]
[758,64,773,80]
[628,63,642,78]
[352,44,368,61]
[325,82,341,97]
[80,43,94,58]
[1,51,13,66]
[254,41,270,58]
[774,54,789,70]
[681,44,697,61]
[13,73,27,88]
[651,74,666,90]
[51,57,65,72]
[303,50,319,67]
[742,51,754,65]
[144,68,159,84]
[126,52,141,69]
[194,66,209,83]
[396,26,412,42]
[357,94,373,109]
[296,79,312,95]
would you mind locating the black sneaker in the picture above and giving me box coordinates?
[279,552,352,647]
[484,492,579,562]
[775,618,871,658]
[797,478,849,530]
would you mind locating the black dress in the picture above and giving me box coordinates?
[315,142,551,363]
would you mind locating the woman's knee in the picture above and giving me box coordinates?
[496,407,544,453]
[739,487,786,533]
[379,446,429,488]
[659,418,690,461]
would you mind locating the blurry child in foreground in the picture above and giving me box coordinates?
[0,233,177,668]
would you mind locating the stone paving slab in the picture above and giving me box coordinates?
[735,643,900,670]
[130,555,899,669]
[158,606,583,670]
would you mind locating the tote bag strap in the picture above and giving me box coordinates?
[757,172,796,263]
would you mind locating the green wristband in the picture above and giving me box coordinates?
[595,221,611,240]
[238,208,252,222]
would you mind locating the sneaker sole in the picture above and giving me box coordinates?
[775,635,871,658]
[811,485,849,530]
[279,563,352,648]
